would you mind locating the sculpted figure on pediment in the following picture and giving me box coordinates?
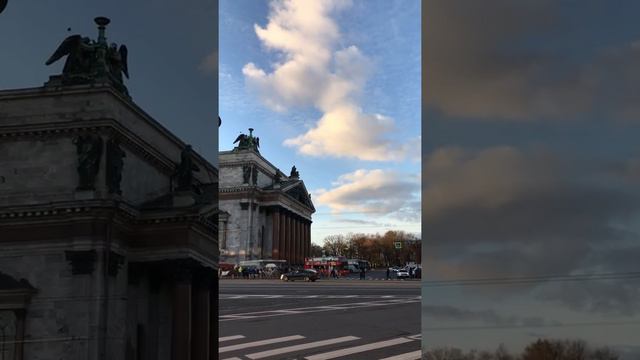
[73,134,103,190]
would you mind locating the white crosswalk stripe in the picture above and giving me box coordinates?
[379,350,423,360]
[245,336,360,359]
[218,333,420,359]
[219,335,305,353]
[219,335,245,342]
[304,337,415,360]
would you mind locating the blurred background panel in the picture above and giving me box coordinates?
[423,1,640,359]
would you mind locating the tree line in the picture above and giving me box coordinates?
[310,230,421,267]
[423,339,620,360]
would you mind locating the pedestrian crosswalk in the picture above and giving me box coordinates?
[220,294,422,300]
[219,333,421,360]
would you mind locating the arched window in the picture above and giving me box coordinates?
[0,310,16,360]
[0,271,35,360]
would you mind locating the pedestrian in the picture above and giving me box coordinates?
[386,267,390,280]
[360,267,365,280]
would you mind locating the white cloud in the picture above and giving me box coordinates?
[244,0,417,161]
[314,169,420,219]
[283,104,418,161]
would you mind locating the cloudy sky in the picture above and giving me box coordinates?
[423,1,640,357]
[0,0,218,164]
[219,0,421,243]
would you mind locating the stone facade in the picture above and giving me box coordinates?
[0,82,218,360]
[219,144,315,266]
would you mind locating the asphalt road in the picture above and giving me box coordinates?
[219,278,421,360]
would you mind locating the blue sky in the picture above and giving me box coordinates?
[219,0,421,244]
[423,1,640,357]
[0,0,218,164]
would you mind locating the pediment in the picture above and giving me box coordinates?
[283,181,315,211]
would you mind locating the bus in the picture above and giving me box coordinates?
[347,259,371,273]
[304,256,350,277]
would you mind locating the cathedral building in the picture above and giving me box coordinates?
[0,19,218,360]
[218,129,315,266]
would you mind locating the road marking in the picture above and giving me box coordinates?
[245,336,360,359]
[220,299,421,321]
[219,335,245,342]
[304,337,414,360]
[274,310,303,314]
[379,350,423,360]
[219,335,305,353]
[219,294,421,300]
[221,357,243,360]
[220,314,256,320]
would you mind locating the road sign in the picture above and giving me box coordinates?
[394,241,402,249]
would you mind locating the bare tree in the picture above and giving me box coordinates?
[590,347,619,360]
[309,243,323,257]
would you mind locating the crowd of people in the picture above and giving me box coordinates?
[220,265,283,279]
[219,263,421,280]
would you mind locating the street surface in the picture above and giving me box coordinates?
[219,272,421,360]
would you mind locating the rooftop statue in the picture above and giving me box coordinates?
[73,134,103,191]
[233,128,260,153]
[45,17,129,96]
[174,145,200,192]
[290,166,299,179]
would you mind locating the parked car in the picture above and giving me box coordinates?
[396,269,410,279]
[280,269,319,282]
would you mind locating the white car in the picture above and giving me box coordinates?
[396,269,410,279]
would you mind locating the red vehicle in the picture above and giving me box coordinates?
[304,256,350,277]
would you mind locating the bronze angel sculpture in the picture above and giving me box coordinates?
[233,128,260,152]
[45,18,129,93]
[45,35,95,77]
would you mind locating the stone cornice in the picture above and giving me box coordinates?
[219,185,260,193]
[220,185,315,214]
[220,160,277,179]
[0,199,217,233]
[0,199,134,220]
[0,120,175,179]
[219,191,313,220]
[0,84,218,178]
[127,249,218,270]
[0,119,219,187]
[219,150,287,178]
